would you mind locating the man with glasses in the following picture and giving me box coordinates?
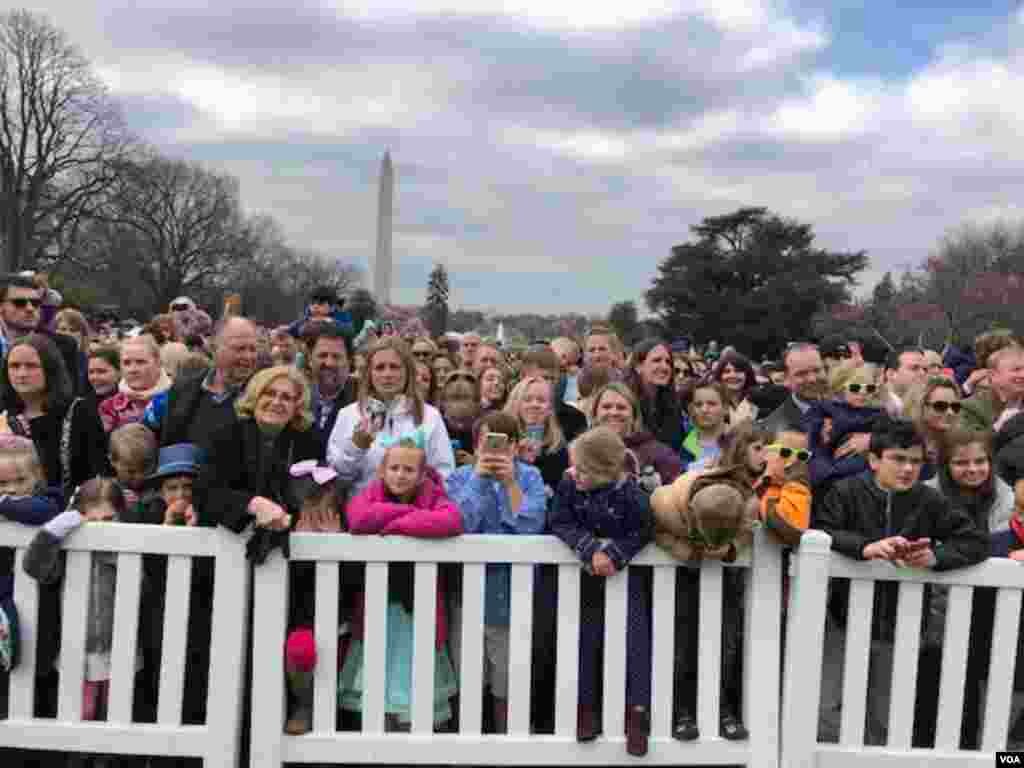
[758,343,828,435]
[813,419,987,745]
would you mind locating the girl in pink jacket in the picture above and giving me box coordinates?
[339,435,463,731]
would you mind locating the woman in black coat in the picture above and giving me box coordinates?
[623,339,684,452]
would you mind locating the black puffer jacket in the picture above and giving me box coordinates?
[814,473,988,641]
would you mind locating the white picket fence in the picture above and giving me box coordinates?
[250,527,784,767]
[0,521,250,764]
[782,529,1024,768]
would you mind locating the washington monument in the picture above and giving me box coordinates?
[373,151,394,305]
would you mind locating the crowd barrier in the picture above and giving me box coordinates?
[250,527,783,767]
[782,529,1024,768]
[0,522,250,765]
[4,522,1024,767]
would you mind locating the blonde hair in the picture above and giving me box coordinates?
[55,308,89,341]
[235,365,313,431]
[359,337,425,425]
[0,435,43,492]
[160,342,191,379]
[109,423,158,469]
[828,361,877,398]
[589,382,645,433]
[571,426,626,487]
[903,376,961,430]
[121,334,161,363]
[504,375,565,452]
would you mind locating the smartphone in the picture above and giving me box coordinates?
[483,432,509,453]
[450,439,462,452]
[366,398,387,431]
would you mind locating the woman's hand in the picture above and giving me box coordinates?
[352,414,378,451]
[249,496,291,530]
[518,439,542,464]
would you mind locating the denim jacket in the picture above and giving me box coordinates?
[447,462,547,625]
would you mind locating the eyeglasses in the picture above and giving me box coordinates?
[765,444,811,462]
[927,400,962,415]
[170,303,190,311]
[7,297,41,309]
[847,383,878,394]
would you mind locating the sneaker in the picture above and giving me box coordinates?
[626,706,649,757]
[672,712,699,742]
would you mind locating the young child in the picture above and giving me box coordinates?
[108,423,158,514]
[549,426,653,756]
[24,477,143,724]
[803,362,884,493]
[0,436,62,688]
[144,443,202,527]
[283,461,349,735]
[439,370,482,467]
[755,429,813,547]
[339,434,463,731]
[446,411,548,733]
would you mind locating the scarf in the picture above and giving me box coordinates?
[938,464,996,532]
[118,370,172,403]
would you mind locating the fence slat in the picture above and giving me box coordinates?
[650,566,676,740]
[744,527,783,768]
[57,550,92,721]
[507,563,534,736]
[314,562,339,735]
[698,562,723,740]
[108,553,142,724]
[250,551,287,768]
[362,563,388,734]
[935,584,974,750]
[887,581,924,748]
[157,555,192,725]
[840,579,874,746]
[411,562,438,734]
[982,587,1022,752]
[458,563,485,735]
[602,572,628,741]
[10,548,40,718]
[555,564,581,739]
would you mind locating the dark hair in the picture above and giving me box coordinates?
[711,352,757,401]
[302,321,354,361]
[1,333,73,413]
[718,422,771,482]
[0,274,38,302]
[885,346,923,373]
[578,365,614,399]
[869,418,925,456]
[77,476,127,520]
[310,286,336,304]
[88,344,121,371]
[938,427,993,467]
[474,410,521,445]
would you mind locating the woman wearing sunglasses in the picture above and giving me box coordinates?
[905,377,963,481]
[803,362,885,493]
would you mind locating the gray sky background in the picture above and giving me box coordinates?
[17,1,1024,312]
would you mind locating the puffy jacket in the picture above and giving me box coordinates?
[326,396,455,495]
[803,400,884,491]
[346,467,462,538]
[624,431,683,487]
[287,308,354,339]
[814,473,988,641]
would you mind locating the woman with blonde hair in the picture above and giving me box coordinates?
[327,337,454,494]
[99,334,172,433]
[504,374,568,493]
[903,376,962,479]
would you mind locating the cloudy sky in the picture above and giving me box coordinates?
[20,0,1024,312]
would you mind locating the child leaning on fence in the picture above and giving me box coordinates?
[446,410,548,734]
[23,478,145,724]
[339,432,463,731]
[549,426,653,757]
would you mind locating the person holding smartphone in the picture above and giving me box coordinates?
[446,411,547,734]
[813,419,987,746]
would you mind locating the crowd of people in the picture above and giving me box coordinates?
[1,272,1024,766]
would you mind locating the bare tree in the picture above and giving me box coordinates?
[0,10,130,271]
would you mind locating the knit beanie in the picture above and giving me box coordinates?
[572,426,626,487]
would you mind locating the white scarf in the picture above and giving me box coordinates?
[118,369,172,402]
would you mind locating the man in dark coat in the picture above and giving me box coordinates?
[301,322,357,454]
[758,343,828,435]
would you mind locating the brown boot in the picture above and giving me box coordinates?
[626,706,649,757]
[577,705,601,742]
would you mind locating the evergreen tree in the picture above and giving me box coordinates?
[424,262,450,337]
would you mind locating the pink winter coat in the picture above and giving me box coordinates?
[345,467,462,648]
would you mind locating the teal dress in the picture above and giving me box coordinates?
[338,600,458,725]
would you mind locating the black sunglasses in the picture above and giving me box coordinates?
[928,401,962,415]
[413,350,434,359]
[170,303,190,311]
[847,383,878,394]
[7,297,41,309]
